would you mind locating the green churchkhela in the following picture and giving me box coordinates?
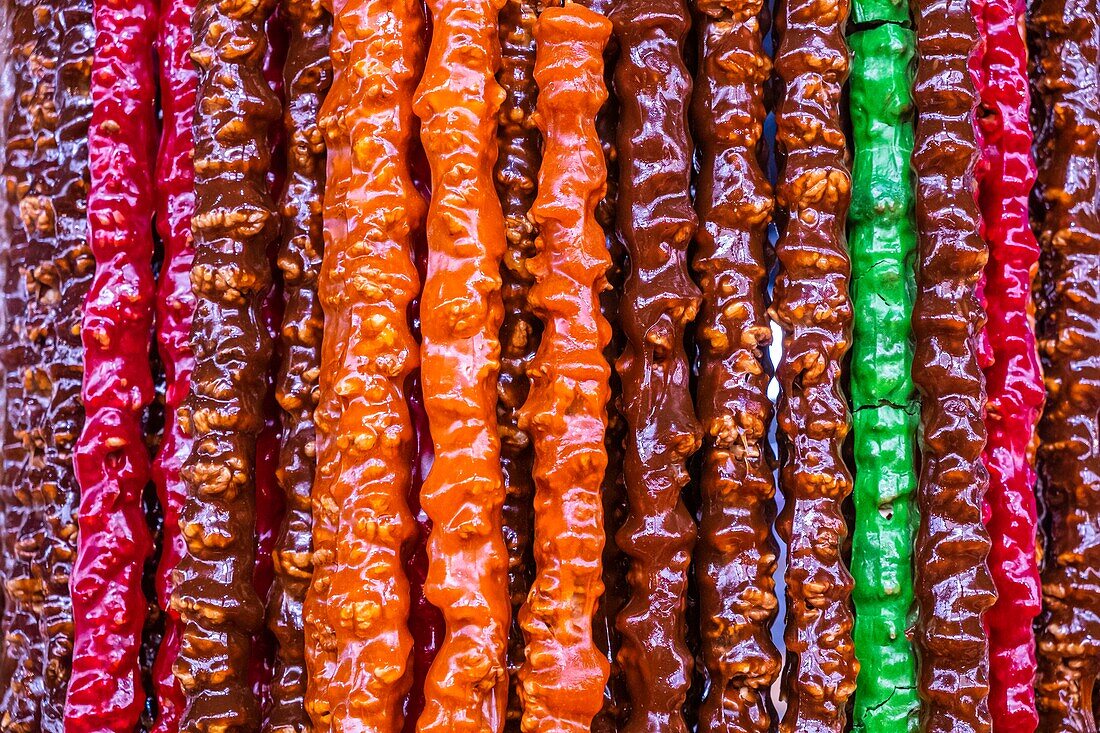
[847,13,920,732]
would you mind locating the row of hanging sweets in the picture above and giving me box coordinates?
[0,0,1096,731]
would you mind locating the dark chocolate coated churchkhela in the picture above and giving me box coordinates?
[1030,0,1100,727]
[265,0,329,730]
[690,0,780,729]
[609,0,701,730]
[170,0,280,728]
[911,0,996,727]
[771,0,857,725]
[493,0,540,727]
[67,0,158,727]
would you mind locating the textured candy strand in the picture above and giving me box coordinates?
[974,0,1044,729]
[150,0,198,729]
[608,0,702,731]
[1029,0,1100,727]
[320,0,425,728]
[412,0,511,727]
[691,0,781,729]
[265,0,330,731]
[772,0,858,725]
[66,0,158,728]
[515,6,612,733]
[493,0,540,725]
[170,0,280,728]
[910,0,997,726]
[846,19,921,732]
[0,0,64,726]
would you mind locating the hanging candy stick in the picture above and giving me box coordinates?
[170,0,280,727]
[1030,0,1100,726]
[514,6,613,732]
[972,0,1044,728]
[910,0,997,727]
[691,0,781,729]
[67,0,158,728]
[412,0,511,726]
[847,16,921,731]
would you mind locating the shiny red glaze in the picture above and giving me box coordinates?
[974,0,1044,728]
[150,0,198,729]
[66,0,159,729]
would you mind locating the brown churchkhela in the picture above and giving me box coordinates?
[1030,0,1100,727]
[608,0,702,730]
[772,0,857,724]
[170,0,280,728]
[691,0,781,729]
[493,0,540,726]
[516,5,612,732]
[911,0,996,727]
[413,0,511,727]
[0,0,93,727]
[266,0,330,730]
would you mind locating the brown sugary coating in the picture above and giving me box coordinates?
[1030,0,1100,728]
[692,0,780,729]
[170,0,280,728]
[911,0,997,728]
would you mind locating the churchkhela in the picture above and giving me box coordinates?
[911,0,997,728]
[973,0,1045,729]
[1,2,1100,732]
[412,0,511,729]
[1031,0,1100,727]
[515,6,612,732]
[691,0,780,729]
[847,6,920,730]
[772,0,858,725]
[67,0,157,728]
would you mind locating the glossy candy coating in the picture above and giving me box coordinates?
[170,0,280,727]
[265,0,330,731]
[1030,0,1100,727]
[493,0,540,725]
[515,7,612,732]
[847,21,920,732]
[690,0,781,729]
[67,0,158,728]
[910,0,997,727]
[973,0,1044,728]
[412,0,511,728]
[772,0,858,724]
[609,1,702,731]
[150,0,198,728]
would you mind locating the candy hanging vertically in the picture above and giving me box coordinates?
[974,0,1044,728]
[413,0,511,726]
[847,17,921,731]
[609,0,702,730]
[150,0,198,728]
[170,0,280,727]
[771,0,857,724]
[67,0,158,728]
[1030,0,1100,726]
[516,6,612,732]
[910,0,996,726]
[265,0,330,730]
[493,0,540,725]
[690,0,780,729]
[308,0,424,728]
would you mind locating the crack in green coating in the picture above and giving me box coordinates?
[847,22,920,732]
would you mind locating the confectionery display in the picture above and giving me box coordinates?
[1,0,1100,731]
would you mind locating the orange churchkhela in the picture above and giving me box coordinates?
[305,0,425,729]
[515,5,613,733]
[412,0,511,727]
